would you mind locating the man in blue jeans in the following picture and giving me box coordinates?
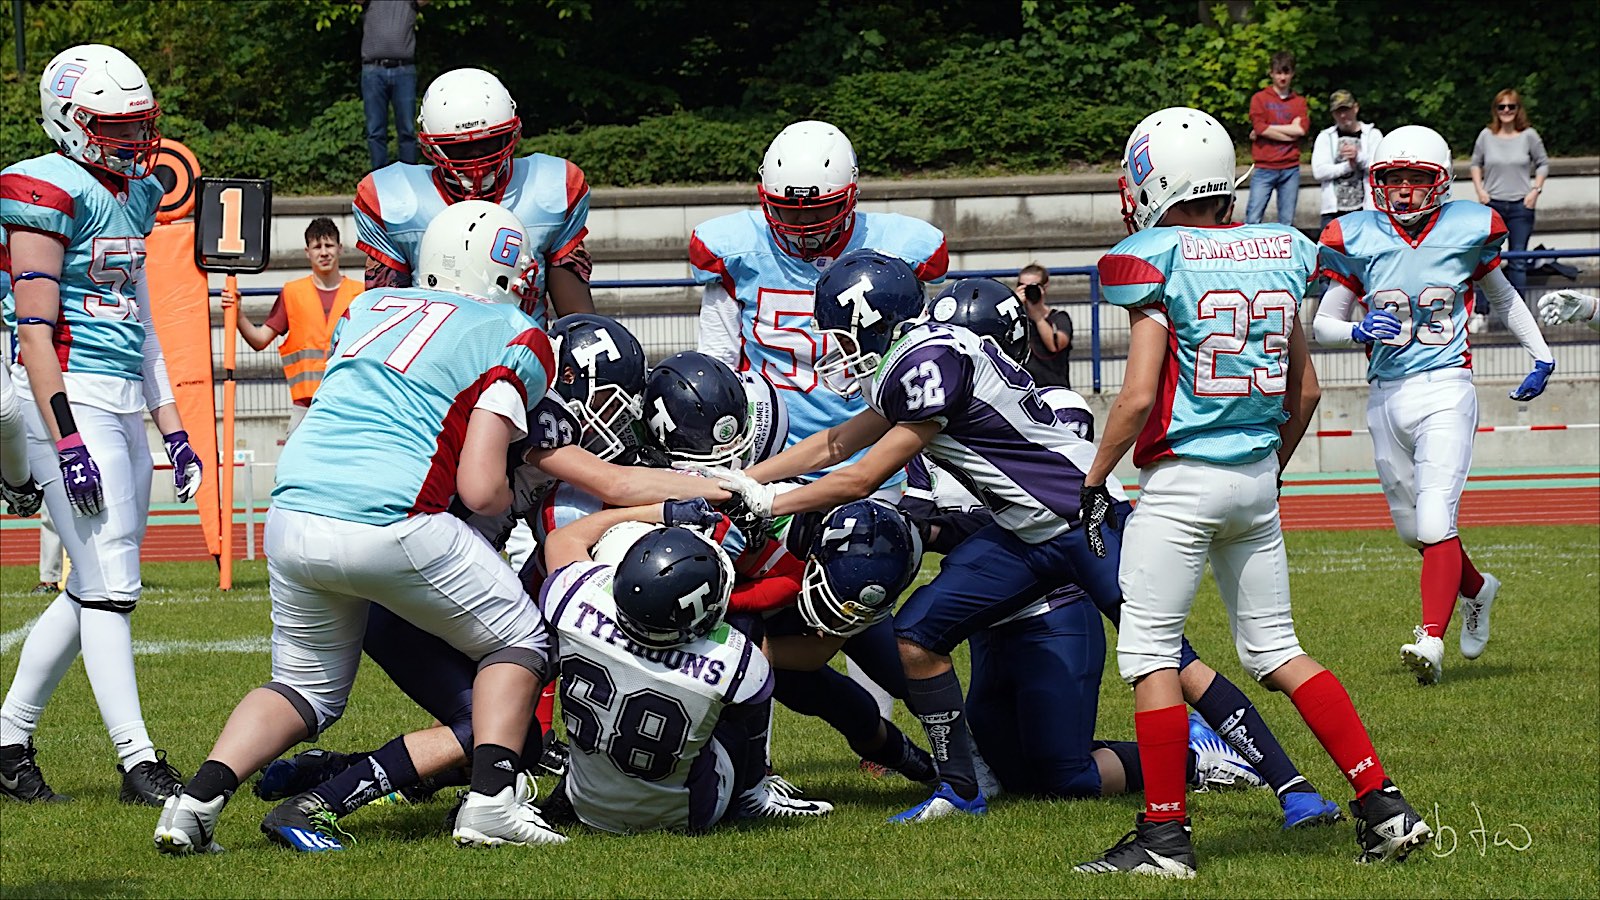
[360,0,427,170]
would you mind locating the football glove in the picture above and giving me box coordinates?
[663,497,723,529]
[56,435,104,518]
[1537,289,1598,327]
[163,430,204,504]
[0,476,44,518]
[1079,482,1119,559]
[673,462,777,519]
[1509,359,1555,402]
[1351,309,1402,344]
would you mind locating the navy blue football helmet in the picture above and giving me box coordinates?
[549,314,647,461]
[927,277,1030,365]
[812,248,924,398]
[642,351,754,468]
[797,498,923,637]
[612,525,735,648]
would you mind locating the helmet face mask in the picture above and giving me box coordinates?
[417,68,521,200]
[39,44,161,178]
[759,120,859,261]
[1368,125,1454,227]
[811,249,925,398]
[550,314,647,462]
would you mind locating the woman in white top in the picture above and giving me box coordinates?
[1470,89,1549,305]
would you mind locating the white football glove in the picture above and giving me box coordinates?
[1538,289,1598,327]
[673,462,777,518]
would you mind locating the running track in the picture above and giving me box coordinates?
[2,471,1596,565]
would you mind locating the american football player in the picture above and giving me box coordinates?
[1074,108,1428,876]
[1,43,197,807]
[1314,125,1556,683]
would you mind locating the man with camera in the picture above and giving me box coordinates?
[1017,264,1073,389]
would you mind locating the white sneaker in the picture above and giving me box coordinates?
[1400,627,1444,685]
[1458,573,1499,660]
[153,791,227,855]
[741,781,833,819]
[452,776,566,848]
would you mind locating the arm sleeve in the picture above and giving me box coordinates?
[1478,267,1553,363]
[134,269,177,412]
[1312,282,1360,347]
[696,282,742,368]
[1528,129,1550,178]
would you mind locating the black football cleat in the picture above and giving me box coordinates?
[1351,781,1432,864]
[0,739,70,803]
[1074,815,1197,879]
[119,749,185,805]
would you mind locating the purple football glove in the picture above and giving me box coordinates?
[56,434,104,517]
[163,430,204,504]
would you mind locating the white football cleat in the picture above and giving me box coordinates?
[1458,573,1499,660]
[1400,627,1444,685]
[153,791,227,855]
[452,776,566,848]
[741,780,833,819]
[1187,712,1265,792]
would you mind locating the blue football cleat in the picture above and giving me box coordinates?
[1187,712,1265,792]
[888,782,987,823]
[1281,789,1343,829]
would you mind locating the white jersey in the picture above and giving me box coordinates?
[541,561,771,834]
[867,324,1124,544]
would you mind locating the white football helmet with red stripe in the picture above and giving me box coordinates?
[1118,107,1237,233]
[418,68,521,200]
[1369,125,1453,226]
[415,200,536,310]
[759,120,859,260]
[38,44,160,177]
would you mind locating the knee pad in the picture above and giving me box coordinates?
[264,680,335,740]
[1414,500,1456,547]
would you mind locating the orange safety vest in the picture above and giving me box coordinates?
[277,276,362,403]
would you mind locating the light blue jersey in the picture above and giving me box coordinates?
[0,153,161,380]
[689,210,946,483]
[272,287,554,525]
[353,154,589,328]
[1319,202,1505,382]
[1100,224,1314,468]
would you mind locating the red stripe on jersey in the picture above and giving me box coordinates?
[688,232,737,298]
[0,174,75,218]
[356,240,409,276]
[549,228,588,268]
[914,238,950,282]
[1471,253,1502,282]
[539,489,559,541]
[4,223,69,247]
[354,175,382,221]
[1322,268,1364,294]
[1099,253,1166,287]
[1317,217,1347,256]
[1131,325,1181,469]
[710,514,732,547]
[508,327,556,391]
[54,317,73,373]
[1485,207,1509,247]
[410,365,526,517]
[564,160,589,217]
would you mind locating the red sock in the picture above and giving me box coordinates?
[534,682,557,735]
[1290,670,1388,798]
[1135,705,1189,823]
[1419,538,1463,638]
[1458,542,1486,598]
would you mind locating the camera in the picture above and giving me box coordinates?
[1023,283,1043,303]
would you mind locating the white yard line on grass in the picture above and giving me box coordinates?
[130,638,270,655]
[1,615,42,654]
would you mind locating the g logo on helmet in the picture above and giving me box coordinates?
[489,227,524,266]
[50,64,86,99]
[1128,134,1155,186]
[713,415,738,444]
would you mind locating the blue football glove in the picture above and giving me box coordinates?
[163,430,204,504]
[663,497,723,529]
[1351,309,1402,344]
[1509,359,1555,401]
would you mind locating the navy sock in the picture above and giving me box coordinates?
[1193,674,1305,794]
[185,759,239,803]
[470,743,520,797]
[1094,740,1145,793]
[859,719,936,783]
[906,670,979,800]
[311,734,420,816]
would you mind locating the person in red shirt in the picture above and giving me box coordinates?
[1246,52,1309,226]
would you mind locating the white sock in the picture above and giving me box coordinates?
[846,657,895,719]
[79,608,155,767]
[0,595,82,746]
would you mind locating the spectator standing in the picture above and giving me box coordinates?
[1246,52,1309,226]
[360,0,428,170]
[1472,89,1549,304]
[1310,90,1383,229]
[222,218,364,435]
[1016,263,1073,389]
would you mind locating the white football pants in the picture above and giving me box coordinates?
[1366,367,1477,549]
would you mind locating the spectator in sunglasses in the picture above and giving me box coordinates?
[1471,89,1549,317]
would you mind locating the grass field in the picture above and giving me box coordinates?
[1,525,1596,899]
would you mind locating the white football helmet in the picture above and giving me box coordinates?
[417,68,521,199]
[1369,125,1453,226]
[1118,107,1238,233]
[593,521,658,568]
[414,200,537,310]
[758,120,859,260]
[736,370,789,469]
[38,44,160,177]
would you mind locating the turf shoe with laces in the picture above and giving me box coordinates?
[261,791,350,852]
[1400,627,1444,685]
[1457,572,1499,660]
[153,790,228,855]
[1073,815,1197,879]
[887,782,986,824]
[1350,781,1432,864]
[119,749,184,805]
[253,748,359,801]
[740,779,833,819]
[0,739,70,803]
[1279,783,1343,829]
[452,774,567,848]
[1187,712,1266,792]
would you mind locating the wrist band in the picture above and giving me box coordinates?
[49,392,79,439]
